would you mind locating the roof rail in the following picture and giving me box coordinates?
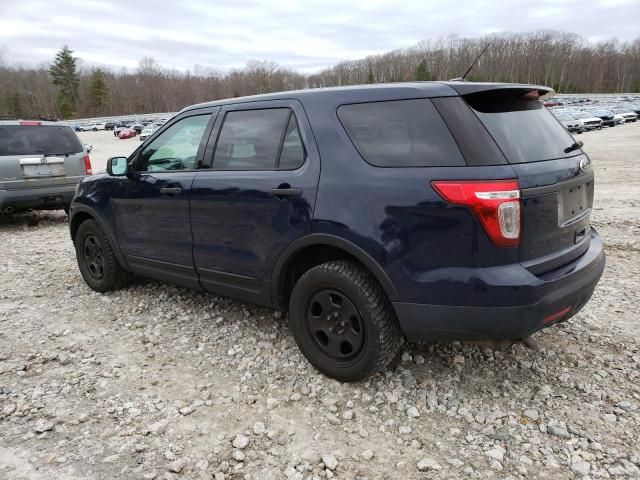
[0,115,61,122]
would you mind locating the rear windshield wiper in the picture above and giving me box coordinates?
[564,141,583,154]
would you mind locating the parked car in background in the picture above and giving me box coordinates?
[105,121,117,130]
[118,129,137,139]
[78,123,106,131]
[555,113,583,133]
[69,82,605,380]
[587,109,617,127]
[611,108,638,123]
[130,123,145,133]
[139,124,162,141]
[571,112,602,130]
[0,120,92,214]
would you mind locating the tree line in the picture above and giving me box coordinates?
[0,30,639,120]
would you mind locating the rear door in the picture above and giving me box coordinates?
[0,122,86,193]
[190,100,320,305]
[461,88,594,274]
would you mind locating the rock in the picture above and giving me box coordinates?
[233,450,246,461]
[266,398,279,409]
[571,460,590,476]
[547,424,571,439]
[103,454,119,463]
[196,459,209,470]
[147,419,168,435]
[322,454,338,471]
[168,458,187,473]
[362,450,374,461]
[233,434,250,449]
[406,406,420,418]
[523,409,539,421]
[341,410,354,420]
[253,422,266,435]
[78,413,90,423]
[453,354,465,366]
[179,406,194,415]
[485,447,505,463]
[277,434,291,446]
[414,355,425,365]
[2,404,16,416]
[401,352,412,362]
[34,419,54,433]
[417,458,443,471]
[214,473,225,480]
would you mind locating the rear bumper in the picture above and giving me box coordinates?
[394,229,605,341]
[0,184,77,211]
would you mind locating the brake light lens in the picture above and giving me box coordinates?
[83,154,93,175]
[19,120,41,126]
[432,180,521,247]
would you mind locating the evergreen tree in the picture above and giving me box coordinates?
[415,60,430,81]
[88,68,109,114]
[366,64,374,83]
[49,45,79,118]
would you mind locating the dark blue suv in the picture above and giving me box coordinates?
[70,82,605,381]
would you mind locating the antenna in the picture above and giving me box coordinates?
[450,42,492,82]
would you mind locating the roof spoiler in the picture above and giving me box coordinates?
[442,82,556,100]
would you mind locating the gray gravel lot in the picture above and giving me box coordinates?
[1,123,639,480]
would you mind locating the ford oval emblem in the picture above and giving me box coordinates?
[579,157,590,172]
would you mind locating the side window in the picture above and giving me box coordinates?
[278,114,305,169]
[135,114,211,172]
[337,99,465,167]
[212,108,304,170]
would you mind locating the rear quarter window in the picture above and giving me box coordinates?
[337,99,465,167]
[0,125,83,156]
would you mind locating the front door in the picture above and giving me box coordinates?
[190,100,320,305]
[113,110,216,288]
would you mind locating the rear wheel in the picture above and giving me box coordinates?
[289,260,403,381]
[74,219,129,292]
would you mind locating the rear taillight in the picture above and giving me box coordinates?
[19,120,41,126]
[83,154,93,175]
[432,180,521,247]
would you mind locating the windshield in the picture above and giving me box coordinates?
[556,114,573,121]
[465,90,578,164]
[0,125,83,156]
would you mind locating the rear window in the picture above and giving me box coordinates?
[465,90,578,164]
[0,125,83,156]
[337,99,465,167]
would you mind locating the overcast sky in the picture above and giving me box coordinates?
[1,0,638,73]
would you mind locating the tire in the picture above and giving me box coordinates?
[289,260,403,381]
[74,219,129,292]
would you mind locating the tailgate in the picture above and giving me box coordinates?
[512,155,594,274]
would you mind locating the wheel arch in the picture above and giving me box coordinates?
[69,206,129,269]
[270,234,398,310]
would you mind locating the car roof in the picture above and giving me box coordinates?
[0,120,69,126]
[182,81,553,113]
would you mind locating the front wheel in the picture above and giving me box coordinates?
[74,219,130,292]
[289,260,403,381]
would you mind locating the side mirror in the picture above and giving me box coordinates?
[107,156,129,176]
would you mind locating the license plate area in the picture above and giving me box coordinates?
[558,181,589,226]
[20,157,65,178]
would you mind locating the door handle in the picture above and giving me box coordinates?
[270,187,302,197]
[160,187,182,196]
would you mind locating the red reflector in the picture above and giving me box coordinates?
[543,306,572,324]
[432,180,521,247]
[19,120,41,126]
[83,155,93,175]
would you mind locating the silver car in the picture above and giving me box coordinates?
[0,120,91,214]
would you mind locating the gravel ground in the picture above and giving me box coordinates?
[1,123,639,480]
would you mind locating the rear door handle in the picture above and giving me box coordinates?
[160,187,182,196]
[270,187,303,197]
